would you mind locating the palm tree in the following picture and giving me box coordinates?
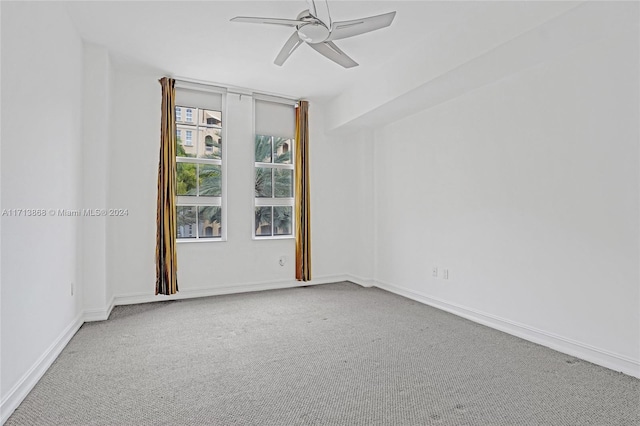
[175,137,222,237]
[255,135,293,235]
[197,165,221,197]
[273,206,292,235]
[254,206,272,236]
[255,135,292,197]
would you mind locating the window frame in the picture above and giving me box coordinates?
[252,96,297,240]
[175,84,227,243]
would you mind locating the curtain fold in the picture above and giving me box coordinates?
[295,101,311,281]
[156,77,179,295]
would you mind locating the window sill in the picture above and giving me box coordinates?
[177,238,226,244]
[253,235,295,241]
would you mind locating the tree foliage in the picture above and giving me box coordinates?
[254,135,293,233]
[175,138,222,234]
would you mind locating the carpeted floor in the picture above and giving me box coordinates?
[6,282,640,425]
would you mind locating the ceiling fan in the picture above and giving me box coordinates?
[230,0,396,68]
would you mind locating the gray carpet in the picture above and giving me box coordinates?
[6,282,640,425]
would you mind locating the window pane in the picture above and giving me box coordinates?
[198,206,221,238]
[177,162,197,195]
[255,167,272,197]
[255,135,272,163]
[200,130,222,159]
[176,131,195,158]
[273,206,292,236]
[199,164,221,197]
[198,109,222,159]
[274,138,292,164]
[177,206,197,238]
[255,207,272,237]
[274,169,293,198]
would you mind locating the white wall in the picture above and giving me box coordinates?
[82,43,112,319]
[312,125,374,284]
[0,1,84,420]
[372,25,639,374]
[106,65,367,303]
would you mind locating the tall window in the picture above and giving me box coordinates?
[254,99,295,238]
[175,85,225,241]
[176,107,182,122]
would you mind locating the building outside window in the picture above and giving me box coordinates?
[175,85,225,241]
[253,99,296,239]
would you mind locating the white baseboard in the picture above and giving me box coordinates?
[83,296,115,322]
[112,275,352,306]
[344,274,376,288]
[0,312,85,425]
[373,279,640,379]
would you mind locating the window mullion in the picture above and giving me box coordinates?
[175,98,224,241]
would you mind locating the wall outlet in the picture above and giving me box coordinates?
[279,256,286,267]
[432,267,438,278]
[443,269,449,280]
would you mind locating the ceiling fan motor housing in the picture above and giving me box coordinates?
[296,10,330,44]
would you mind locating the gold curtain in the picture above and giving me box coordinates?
[156,77,179,295]
[295,101,311,281]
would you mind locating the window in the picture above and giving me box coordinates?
[175,107,182,122]
[205,135,214,153]
[175,85,225,241]
[254,99,296,238]
[176,129,182,142]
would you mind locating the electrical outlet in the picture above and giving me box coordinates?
[443,269,449,280]
[432,267,438,278]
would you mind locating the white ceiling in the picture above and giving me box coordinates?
[64,1,578,102]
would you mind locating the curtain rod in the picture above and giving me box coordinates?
[173,76,299,104]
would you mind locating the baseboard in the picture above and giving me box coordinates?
[0,312,85,425]
[83,295,115,322]
[112,275,352,306]
[344,274,376,288]
[374,280,640,379]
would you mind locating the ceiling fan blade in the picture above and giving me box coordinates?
[328,11,396,41]
[230,16,306,27]
[275,32,304,66]
[308,41,358,68]
[306,0,331,27]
